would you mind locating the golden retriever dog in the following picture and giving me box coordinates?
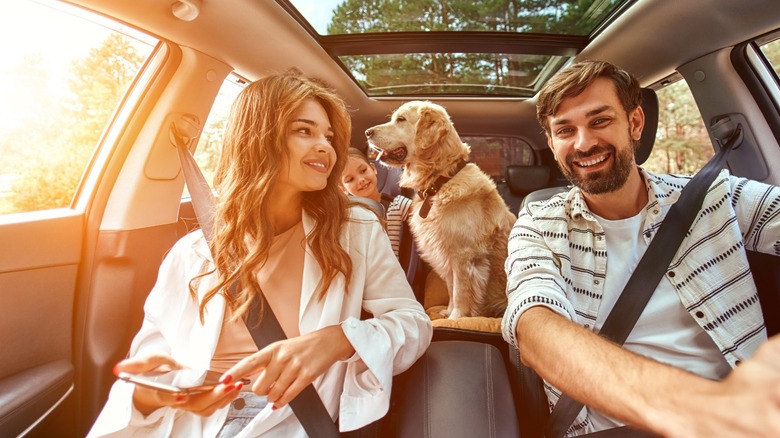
[365,101,516,319]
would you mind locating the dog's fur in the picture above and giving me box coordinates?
[366,101,516,318]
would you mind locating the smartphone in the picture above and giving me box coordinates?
[118,369,249,396]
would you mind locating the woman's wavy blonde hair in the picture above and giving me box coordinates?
[193,71,353,322]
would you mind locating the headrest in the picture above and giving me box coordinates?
[636,87,658,165]
[506,165,550,196]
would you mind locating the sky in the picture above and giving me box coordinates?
[288,0,344,34]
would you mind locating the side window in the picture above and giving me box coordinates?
[0,0,155,215]
[758,36,780,74]
[460,136,535,182]
[192,75,245,189]
[643,80,713,174]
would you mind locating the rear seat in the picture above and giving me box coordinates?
[372,158,426,301]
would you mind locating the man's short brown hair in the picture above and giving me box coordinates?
[536,60,642,134]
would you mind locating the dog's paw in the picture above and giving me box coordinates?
[447,309,463,319]
[438,308,451,318]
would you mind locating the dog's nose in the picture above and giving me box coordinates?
[365,128,374,138]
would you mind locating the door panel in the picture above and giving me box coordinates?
[0,213,82,436]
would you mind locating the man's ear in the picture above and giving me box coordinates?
[629,105,645,141]
[546,135,558,161]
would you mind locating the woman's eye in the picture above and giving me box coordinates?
[295,127,310,135]
[325,135,334,143]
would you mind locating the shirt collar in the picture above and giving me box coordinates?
[567,167,683,222]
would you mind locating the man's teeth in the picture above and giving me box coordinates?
[577,155,607,167]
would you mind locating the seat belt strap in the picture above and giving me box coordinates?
[546,124,743,438]
[170,117,341,438]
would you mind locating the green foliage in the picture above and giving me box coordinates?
[643,81,713,174]
[329,0,621,95]
[6,33,144,213]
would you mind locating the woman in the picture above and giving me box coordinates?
[88,72,432,437]
[341,147,412,259]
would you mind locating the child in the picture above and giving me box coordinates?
[341,147,412,259]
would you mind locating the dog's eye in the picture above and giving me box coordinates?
[395,116,406,122]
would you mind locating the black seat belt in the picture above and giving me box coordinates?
[546,123,743,438]
[170,117,341,438]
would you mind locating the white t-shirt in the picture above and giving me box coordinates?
[587,210,731,432]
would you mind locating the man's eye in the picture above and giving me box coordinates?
[556,127,573,136]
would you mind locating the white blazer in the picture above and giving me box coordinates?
[88,207,432,437]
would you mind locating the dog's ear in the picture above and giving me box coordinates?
[414,106,451,150]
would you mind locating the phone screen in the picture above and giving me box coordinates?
[118,369,247,396]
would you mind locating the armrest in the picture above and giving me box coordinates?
[0,360,73,437]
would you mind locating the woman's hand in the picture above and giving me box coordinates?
[221,325,355,409]
[115,353,242,417]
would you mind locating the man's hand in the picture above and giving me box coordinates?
[518,307,780,437]
[664,335,780,437]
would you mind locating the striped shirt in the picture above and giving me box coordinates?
[384,195,412,259]
[501,168,780,435]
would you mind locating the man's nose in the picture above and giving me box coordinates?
[574,128,598,152]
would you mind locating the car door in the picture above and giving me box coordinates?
[0,2,159,435]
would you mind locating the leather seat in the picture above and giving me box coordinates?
[390,341,520,438]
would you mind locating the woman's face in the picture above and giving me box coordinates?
[341,156,380,201]
[275,99,337,199]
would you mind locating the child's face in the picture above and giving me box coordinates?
[341,156,380,201]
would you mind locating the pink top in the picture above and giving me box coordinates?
[210,221,305,373]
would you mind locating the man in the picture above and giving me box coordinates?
[501,59,780,437]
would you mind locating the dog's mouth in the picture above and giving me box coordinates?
[374,146,408,164]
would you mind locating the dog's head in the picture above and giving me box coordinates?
[365,101,468,170]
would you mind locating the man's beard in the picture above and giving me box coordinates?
[558,141,636,195]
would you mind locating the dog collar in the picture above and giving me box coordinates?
[418,159,468,219]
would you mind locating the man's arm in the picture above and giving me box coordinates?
[518,306,780,437]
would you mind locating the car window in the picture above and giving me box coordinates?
[643,80,713,174]
[759,36,780,74]
[460,136,535,182]
[0,0,155,215]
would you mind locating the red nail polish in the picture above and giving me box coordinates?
[235,382,243,391]
[219,374,232,385]
[112,363,121,376]
[272,404,278,411]
[176,396,187,403]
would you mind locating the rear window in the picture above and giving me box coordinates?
[461,136,535,181]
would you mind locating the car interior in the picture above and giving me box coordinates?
[1,0,780,436]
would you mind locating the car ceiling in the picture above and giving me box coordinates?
[67,0,780,151]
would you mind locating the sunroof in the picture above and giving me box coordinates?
[340,52,563,98]
[289,0,625,36]
[283,0,629,97]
